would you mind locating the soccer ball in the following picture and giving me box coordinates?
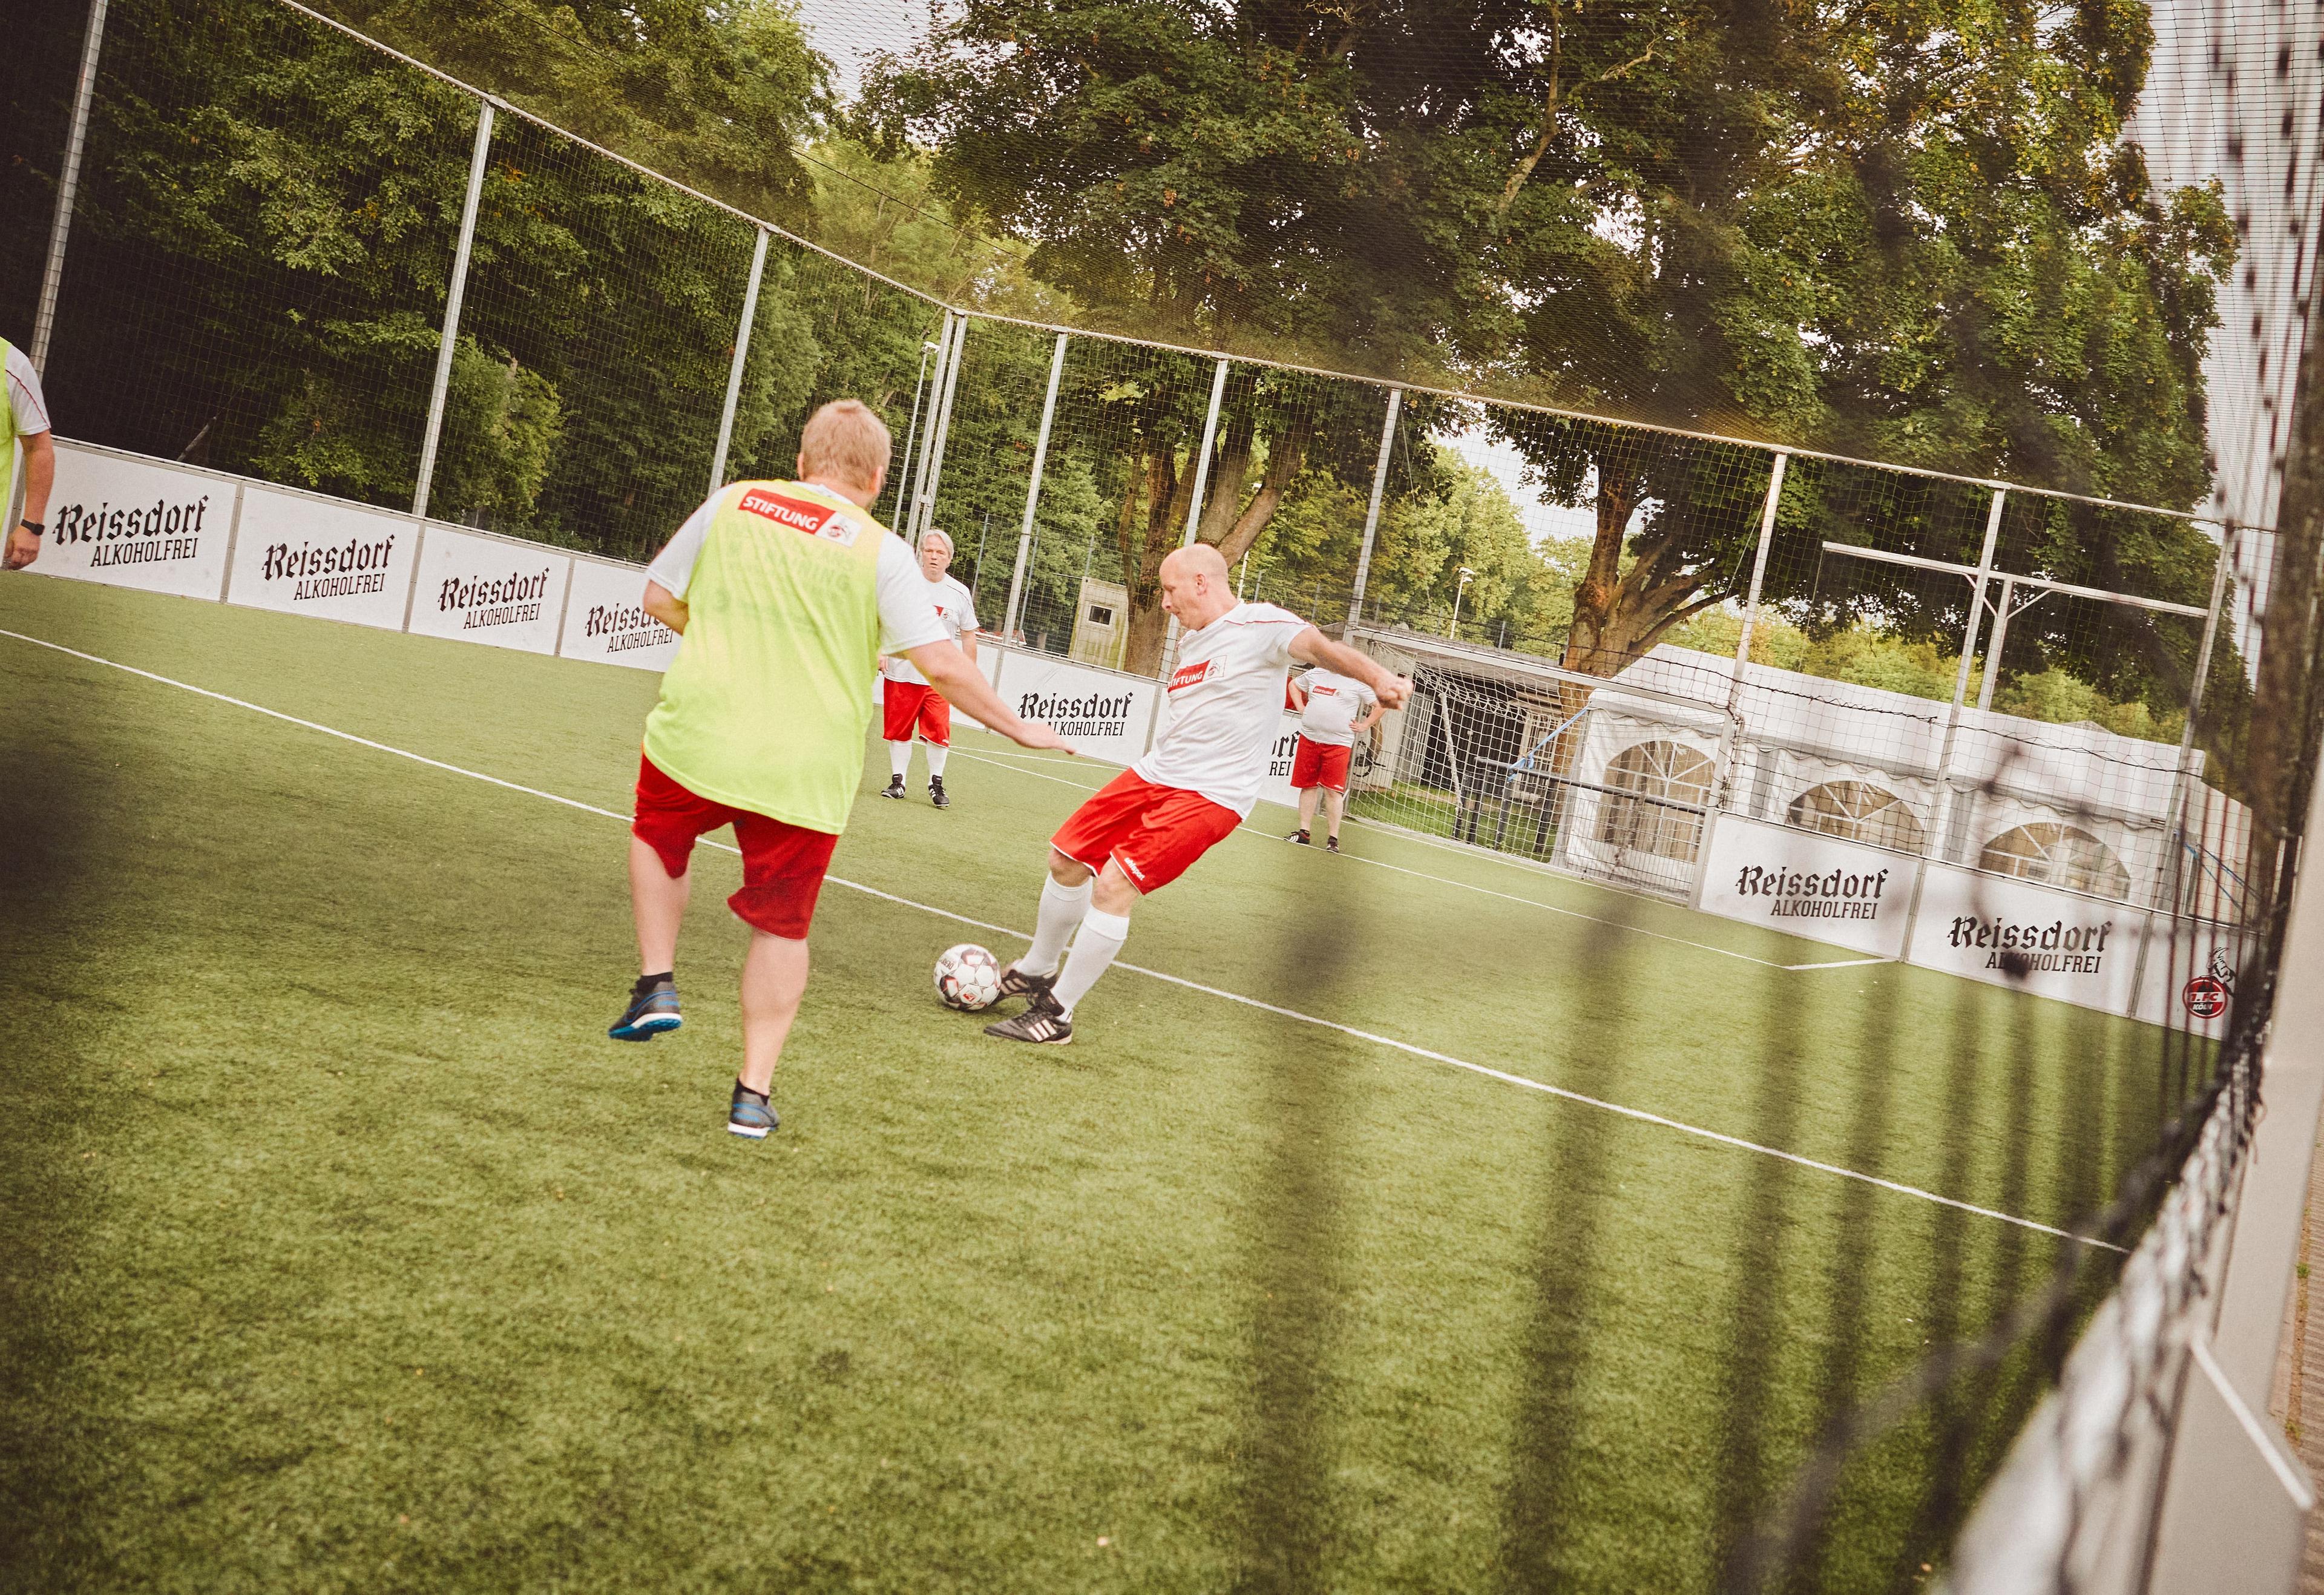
[933,943,1004,1011]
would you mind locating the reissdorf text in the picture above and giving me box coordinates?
[1734,864,1892,921]
[54,493,212,566]
[583,602,676,653]
[440,568,550,631]
[1948,914,2115,974]
[1017,690,1135,740]
[265,535,396,601]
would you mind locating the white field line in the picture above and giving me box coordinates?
[1786,957,1894,971]
[947,745,1800,969]
[3,627,2121,1253]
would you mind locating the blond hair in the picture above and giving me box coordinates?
[796,400,891,491]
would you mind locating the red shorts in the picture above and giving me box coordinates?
[1051,770,1241,894]
[631,754,839,939]
[1290,735,1352,792]
[881,680,950,746]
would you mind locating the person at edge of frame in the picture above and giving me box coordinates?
[2,336,56,571]
[875,524,979,809]
[1283,662,1383,853]
[606,398,1074,1139]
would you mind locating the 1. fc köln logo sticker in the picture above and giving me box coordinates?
[2182,976,2230,1019]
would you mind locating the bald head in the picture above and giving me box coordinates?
[1158,542,1238,631]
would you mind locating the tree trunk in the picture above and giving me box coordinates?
[1120,442,1199,676]
[1213,418,1311,567]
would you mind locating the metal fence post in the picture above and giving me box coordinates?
[412,99,496,523]
[30,0,110,372]
[1160,357,1232,671]
[1346,386,1403,630]
[890,337,937,528]
[1730,451,1788,681]
[904,311,954,542]
[706,225,769,495]
[1004,332,1068,642]
[1897,487,2006,962]
[913,314,968,545]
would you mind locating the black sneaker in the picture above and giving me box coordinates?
[1325,836,1341,853]
[1287,827,1311,844]
[985,995,1072,1045]
[879,775,907,800]
[727,1079,779,1140]
[928,775,951,809]
[609,976,681,1041]
[996,962,1057,1005]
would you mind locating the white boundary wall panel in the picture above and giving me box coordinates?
[1906,861,2144,1015]
[1693,812,1914,959]
[39,440,234,600]
[1256,708,1307,814]
[982,644,1158,766]
[405,525,570,655]
[227,484,415,630]
[2129,915,2250,1038]
[558,556,677,673]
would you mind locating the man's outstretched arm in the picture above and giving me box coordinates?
[1290,627,1411,710]
[905,639,1073,753]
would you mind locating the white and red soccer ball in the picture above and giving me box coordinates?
[933,943,1003,1011]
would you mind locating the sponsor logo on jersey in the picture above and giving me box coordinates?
[738,488,863,545]
[1169,660,1212,692]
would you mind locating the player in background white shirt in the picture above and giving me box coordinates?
[982,542,1410,1046]
[876,527,980,807]
[1284,665,1383,852]
[4,340,56,571]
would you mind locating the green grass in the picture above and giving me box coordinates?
[0,576,2179,1593]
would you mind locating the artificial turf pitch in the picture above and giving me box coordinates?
[0,575,2171,1593]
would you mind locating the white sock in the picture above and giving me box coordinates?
[1022,875,1092,976]
[888,741,912,778]
[925,743,948,778]
[1052,908,1131,1018]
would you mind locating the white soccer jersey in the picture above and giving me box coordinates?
[1134,601,1308,817]
[881,573,978,683]
[1294,667,1377,747]
[5,344,51,439]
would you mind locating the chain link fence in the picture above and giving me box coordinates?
[8,0,2319,1588]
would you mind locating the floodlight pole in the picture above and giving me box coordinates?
[413,99,497,523]
[706,225,769,496]
[1004,332,1069,643]
[1347,386,1403,631]
[913,314,968,545]
[1160,357,1231,671]
[1730,452,1788,683]
[1897,487,2006,964]
[31,0,108,372]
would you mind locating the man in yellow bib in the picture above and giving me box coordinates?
[613,400,1069,1138]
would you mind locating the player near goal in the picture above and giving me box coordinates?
[877,526,977,809]
[609,400,1069,1137]
[983,542,1411,1045]
[1284,663,1382,852]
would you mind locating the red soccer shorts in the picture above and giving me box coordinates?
[1051,769,1241,894]
[881,680,950,746]
[631,754,839,939]
[1290,735,1353,793]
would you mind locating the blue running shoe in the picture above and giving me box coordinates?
[609,975,682,1041]
[728,1080,779,1139]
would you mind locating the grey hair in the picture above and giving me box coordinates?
[920,527,955,556]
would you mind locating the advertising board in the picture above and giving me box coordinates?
[226,485,415,630]
[558,556,677,672]
[981,645,1158,767]
[37,441,232,600]
[404,525,570,656]
[1693,811,1914,958]
[1905,860,2145,1015]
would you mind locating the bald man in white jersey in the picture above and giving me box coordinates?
[983,543,1411,1045]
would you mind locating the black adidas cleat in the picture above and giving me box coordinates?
[928,775,951,809]
[879,775,908,800]
[1325,836,1341,853]
[984,995,1072,1045]
[609,975,682,1041]
[1287,827,1311,844]
[996,962,1057,1005]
